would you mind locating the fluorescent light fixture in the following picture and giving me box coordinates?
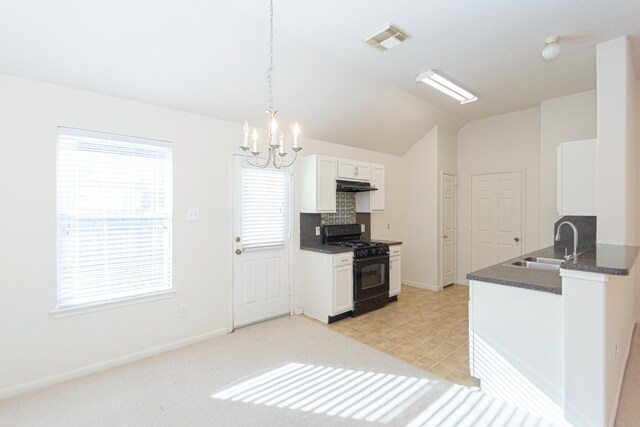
[416,70,477,104]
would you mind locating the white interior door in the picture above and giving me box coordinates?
[471,172,522,271]
[232,156,290,329]
[441,173,456,287]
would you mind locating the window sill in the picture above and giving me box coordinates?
[50,289,177,318]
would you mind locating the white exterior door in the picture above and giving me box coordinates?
[441,173,456,287]
[232,156,290,328]
[471,172,522,271]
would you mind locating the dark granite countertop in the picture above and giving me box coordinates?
[300,244,353,254]
[467,244,639,295]
[560,244,639,275]
[375,240,403,246]
[467,246,564,294]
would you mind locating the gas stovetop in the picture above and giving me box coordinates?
[327,240,389,258]
[323,224,389,258]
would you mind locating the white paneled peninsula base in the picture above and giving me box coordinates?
[467,245,638,427]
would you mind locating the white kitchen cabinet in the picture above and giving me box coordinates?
[337,159,371,182]
[300,154,336,213]
[356,164,385,212]
[302,251,353,323]
[557,139,597,216]
[389,245,401,297]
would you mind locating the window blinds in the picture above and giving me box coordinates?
[241,166,288,250]
[56,128,173,308]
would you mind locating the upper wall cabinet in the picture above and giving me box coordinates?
[557,139,597,216]
[356,164,385,212]
[300,154,337,213]
[337,159,371,182]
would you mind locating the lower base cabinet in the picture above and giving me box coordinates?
[302,251,353,323]
[389,245,401,297]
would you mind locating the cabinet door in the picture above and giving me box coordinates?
[317,157,337,212]
[337,159,357,180]
[389,256,401,296]
[333,264,353,315]
[354,162,371,182]
[370,165,385,211]
[557,139,597,216]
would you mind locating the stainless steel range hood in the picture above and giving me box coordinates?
[336,180,378,192]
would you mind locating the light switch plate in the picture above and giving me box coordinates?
[187,208,200,221]
[315,226,320,236]
[360,224,365,232]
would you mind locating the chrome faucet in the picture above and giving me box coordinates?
[555,221,578,260]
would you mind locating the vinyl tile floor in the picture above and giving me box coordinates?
[319,284,480,387]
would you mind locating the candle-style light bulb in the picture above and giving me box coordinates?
[252,128,258,152]
[279,131,284,153]
[270,118,278,146]
[242,121,249,147]
[293,122,300,148]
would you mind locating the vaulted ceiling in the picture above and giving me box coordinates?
[0,0,639,154]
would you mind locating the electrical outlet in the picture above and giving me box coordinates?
[360,224,365,232]
[180,305,189,318]
[315,226,320,236]
[187,208,200,221]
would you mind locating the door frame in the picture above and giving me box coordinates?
[469,169,526,275]
[439,171,457,288]
[227,152,293,332]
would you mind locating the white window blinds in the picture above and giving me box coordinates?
[241,166,288,250]
[56,128,173,309]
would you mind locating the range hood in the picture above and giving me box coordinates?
[336,180,378,192]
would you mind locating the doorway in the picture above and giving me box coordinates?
[232,155,290,329]
[470,171,523,271]
[440,172,456,287]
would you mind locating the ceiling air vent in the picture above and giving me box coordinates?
[363,23,410,51]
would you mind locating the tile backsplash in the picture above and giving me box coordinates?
[321,192,356,225]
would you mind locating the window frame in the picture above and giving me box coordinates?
[53,127,174,315]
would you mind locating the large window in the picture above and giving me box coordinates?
[56,128,173,309]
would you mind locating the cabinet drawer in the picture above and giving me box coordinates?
[333,253,353,267]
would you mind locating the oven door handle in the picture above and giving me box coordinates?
[353,254,389,264]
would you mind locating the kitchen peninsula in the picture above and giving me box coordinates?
[467,244,639,426]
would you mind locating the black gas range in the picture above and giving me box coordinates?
[323,224,391,316]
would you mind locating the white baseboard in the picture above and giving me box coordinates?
[0,328,227,400]
[609,320,637,427]
[403,280,441,292]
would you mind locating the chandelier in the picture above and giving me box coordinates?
[240,0,302,169]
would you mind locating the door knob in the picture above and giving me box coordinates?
[443,234,448,239]
[235,249,242,255]
[235,237,241,242]
[514,237,520,242]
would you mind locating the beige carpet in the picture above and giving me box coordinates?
[0,316,553,426]
[615,324,640,426]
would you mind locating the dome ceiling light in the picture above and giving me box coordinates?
[542,36,562,61]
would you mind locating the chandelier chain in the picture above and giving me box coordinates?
[267,0,274,110]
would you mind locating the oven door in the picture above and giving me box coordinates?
[353,254,390,302]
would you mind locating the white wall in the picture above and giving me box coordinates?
[0,73,235,396]
[0,73,404,396]
[539,91,597,246]
[398,127,438,289]
[457,108,541,284]
[596,37,637,245]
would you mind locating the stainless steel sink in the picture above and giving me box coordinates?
[506,256,564,271]
[522,257,564,266]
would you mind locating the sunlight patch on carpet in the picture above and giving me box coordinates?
[211,362,437,423]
